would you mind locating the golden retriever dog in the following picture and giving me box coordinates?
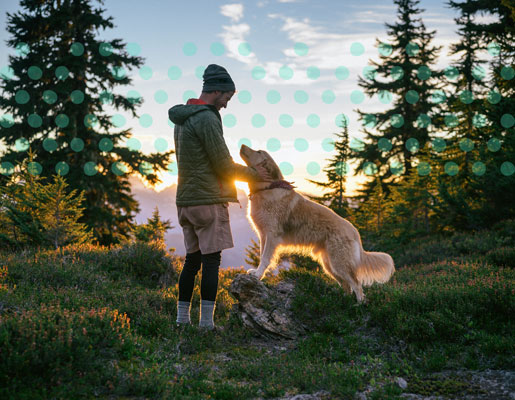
[239,144,395,303]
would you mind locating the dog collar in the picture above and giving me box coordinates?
[248,180,296,199]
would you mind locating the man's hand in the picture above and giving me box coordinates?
[254,165,274,182]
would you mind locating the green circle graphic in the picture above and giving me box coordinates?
[307,114,320,128]
[294,90,308,104]
[487,137,501,152]
[238,90,252,104]
[28,114,42,128]
[307,162,320,176]
[459,138,474,152]
[267,90,281,104]
[445,162,459,176]
[322,90,335,104]
[279,65,293,80]
[335,66,349,80]
[223,114,237,128]
[71,137,84,152]
[154,138,168,152]
[267,138,281,152]
[28,66,42,80]
[279,114,294,128]
[252,114,266,128]
[43,138,57,152]
[294,42,309,56]
[55,162,69,176]
[252,66,266,80]
[294,138,308,152]
[500,162,514,176]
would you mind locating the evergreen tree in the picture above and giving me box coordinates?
[0,0,174,246]
[244,238,260,268]
[132,206,172,243]
[306,124,351,217]
[353,0,443,196]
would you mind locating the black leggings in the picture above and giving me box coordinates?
[178,250,221,302]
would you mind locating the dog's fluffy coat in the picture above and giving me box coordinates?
[240,144,395,303]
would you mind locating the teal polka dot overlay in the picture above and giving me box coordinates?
[280,162,294,176]
[84,162,98,176]
[406,138,419,153]
[167,163,178,176]
[126,42,141,56]
[445,162,459,176]
[363,66,377,80]
[195,66,205,80]
[417,114,431,128]
[471,66,486,81]
[99,91,113,105]
[154,90,168,104]
[183,42,197,56]
[112,162,127,176]
[472,161,486,176]
[417,162,431,176]
[294,90,309,104]
[417,66,431,80]
[139,114,153,128]
[378,91,392,104]
[350,137,365,152]
[84,114,98,128]
[335,113,349,128]
[487,42,500,56]
[27,162,42,176]
[444,66,459,80]
[28,114,42,128]
[267,90,281,104]
[238,90,252,104]
[127,90,141,105]
[322,138,335,152]
[351,90,364,104]
[15,138,29,151]
[460,138,474,152]
[71,90,84,104]
[99,42,113,56]
[391,114,404,128]
[487,90,501,104]
[363,162,378,176]
[390,161,405,176]
[350,42,365,56]
[307,66,320,80]
[238,138,252,148]
[43,90,57,104]
[55,114,69,128]
[154,138,168,152]
[43,138,57,152]
[294,42,309,56]
[378,42,392,56]
[55,162,69,176]
[267,138,281,152]
[1,162,15,176]
[168,66,182,80]
[322,90,335,104]
[460,90,474,104]
[71,137,84,152]
[472,114,487,128]
[252,66,266,80]
[378,138,392,152]
[487,138,501,152]
[294,138,308,152]
[501,114,514,128]
[431,90,446,104]
[1,66,15,80]
[127,138,141,151]
[15,42,30,57]
[335,162,349,176]
[307,162,320,176]
[307,114,320,128]
[139,161,153,176]
[223,114,237,128]
[211,42,225,56]
[279,114,294,128]
[15,90,30,104]
[363,114,376,128]
[335,66,349,80]
[406,42,419,56]
[405,90,419,104]
[139,66,153,80]
[390,66,404,80]
[28,66,42,80]
[70,42,84,56]
[252,114,266,128]
[279,65,294,80]
[111,66,126,80]
[238,42,252,56]
[168,119,175,128]
[500,162,515,176]
[444,114,459,128]
[501,66,514,80]
[432,138,446,153]
[183,90,197,103]
[1,114,14,128]
[111,114,126,128]
[99,138,114,152]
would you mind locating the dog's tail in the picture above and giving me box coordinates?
[355,247,395,287]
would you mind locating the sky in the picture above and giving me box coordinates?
[0,0,496,197]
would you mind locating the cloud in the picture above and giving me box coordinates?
[220,3,244,23]
[219,3,258,64]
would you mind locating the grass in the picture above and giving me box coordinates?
[0,227,514,399]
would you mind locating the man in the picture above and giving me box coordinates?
[168,64,271,330]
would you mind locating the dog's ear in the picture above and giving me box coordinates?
[263,152,284,180]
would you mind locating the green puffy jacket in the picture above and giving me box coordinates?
[168,103,261,206]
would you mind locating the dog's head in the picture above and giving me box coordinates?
[240,144,284,181]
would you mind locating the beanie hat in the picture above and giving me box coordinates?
[202,64,236,92]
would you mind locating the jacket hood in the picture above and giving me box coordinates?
[168,104,218,125]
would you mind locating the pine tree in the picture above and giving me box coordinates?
[306,124,351,217]
[244,238,260,268]
[353,0,443,197]
[132,206,172,243]
[0,0,174,246]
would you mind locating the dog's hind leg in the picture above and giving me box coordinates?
[319,252,352,295]
[247,235,281,279]
[326,246,365,303]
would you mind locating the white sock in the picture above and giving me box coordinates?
[199,300,216,329]
[176,301,191,324]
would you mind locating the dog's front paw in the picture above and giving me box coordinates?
[247,268,262,279]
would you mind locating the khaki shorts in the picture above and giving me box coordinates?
[177,202,234,254]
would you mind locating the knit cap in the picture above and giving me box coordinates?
[202,64,236,92]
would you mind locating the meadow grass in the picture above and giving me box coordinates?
[0,227,513,399]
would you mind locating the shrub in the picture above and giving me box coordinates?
[485,246,515,268]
